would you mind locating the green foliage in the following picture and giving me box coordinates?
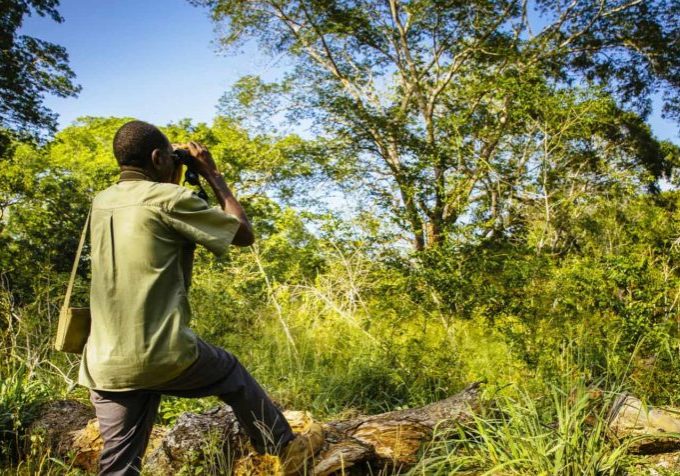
[1,110,680,474]
[0,365,48,462]
[0,0,80,136]
[158,397,218,426]
[200,0,679,248]
[47,116,129,186]
[0,137,90,303]
[190,243,535,417]
[1,2,679,474]
[0,287,51,466]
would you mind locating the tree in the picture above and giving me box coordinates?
[197,0,679,250]
[0,0,80,137]
[0,115,326,301]
[0,136,90,303]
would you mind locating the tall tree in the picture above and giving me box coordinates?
[0,0,80,138]
[197,0,679,249]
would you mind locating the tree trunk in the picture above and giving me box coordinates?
[314,382,482,474]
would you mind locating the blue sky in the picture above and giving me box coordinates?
[20,0,292,130]
[21,0,679,144]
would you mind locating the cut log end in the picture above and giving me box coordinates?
[608,394,680,454]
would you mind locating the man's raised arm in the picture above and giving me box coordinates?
[186,141,255,247]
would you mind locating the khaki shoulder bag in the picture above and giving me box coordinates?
[54,209,91,354]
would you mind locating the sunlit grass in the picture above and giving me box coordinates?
[411,380,637,476]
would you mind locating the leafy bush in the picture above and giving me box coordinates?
[0,365,48,463]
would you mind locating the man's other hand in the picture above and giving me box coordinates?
[185,141,220,178]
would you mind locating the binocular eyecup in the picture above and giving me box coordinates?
[173,148,194,167]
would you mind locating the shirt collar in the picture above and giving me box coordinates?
[118,169,156,183]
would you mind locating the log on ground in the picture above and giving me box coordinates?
[608,393,680,454]
[29,382,482,475]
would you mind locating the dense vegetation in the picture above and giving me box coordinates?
[2,0,680,474]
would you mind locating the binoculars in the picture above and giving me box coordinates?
[173,148,194,167]
[173,147,208,201]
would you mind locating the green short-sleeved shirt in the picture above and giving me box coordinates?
[78,177,241,391]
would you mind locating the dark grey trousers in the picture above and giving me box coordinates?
[89,339,295,476]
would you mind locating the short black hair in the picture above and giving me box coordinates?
[113,120,168,167]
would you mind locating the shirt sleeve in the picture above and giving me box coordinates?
[162,188,241,256]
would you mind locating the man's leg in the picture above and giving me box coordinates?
[215,355,293,454]
[90,390,161,476]
[154,340,295,455]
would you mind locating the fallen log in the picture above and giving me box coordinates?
[315,382,482,475]
[29,382,482,475]
[608,393,680,454]
[31,385,680,474]
[597,395,680,475]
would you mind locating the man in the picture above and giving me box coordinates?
[79,120,321,475]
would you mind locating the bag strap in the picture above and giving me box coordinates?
[61,208,91,312]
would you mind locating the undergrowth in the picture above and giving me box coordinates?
[3,241,680,474]
[411,381,638,475]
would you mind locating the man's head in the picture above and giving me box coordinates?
[113,120,180,183]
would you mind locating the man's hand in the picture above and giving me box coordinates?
[184,141,220,178]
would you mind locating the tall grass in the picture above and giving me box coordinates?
[193,248,531,418]
[1,284,50,465]
[409,359,650,476]
[0,280,84,472]
[0,364,48,462]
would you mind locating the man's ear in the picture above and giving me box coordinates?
[150,148,163,170]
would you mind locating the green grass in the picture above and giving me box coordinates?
[0,364,48,463]
[411,380,637,475]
